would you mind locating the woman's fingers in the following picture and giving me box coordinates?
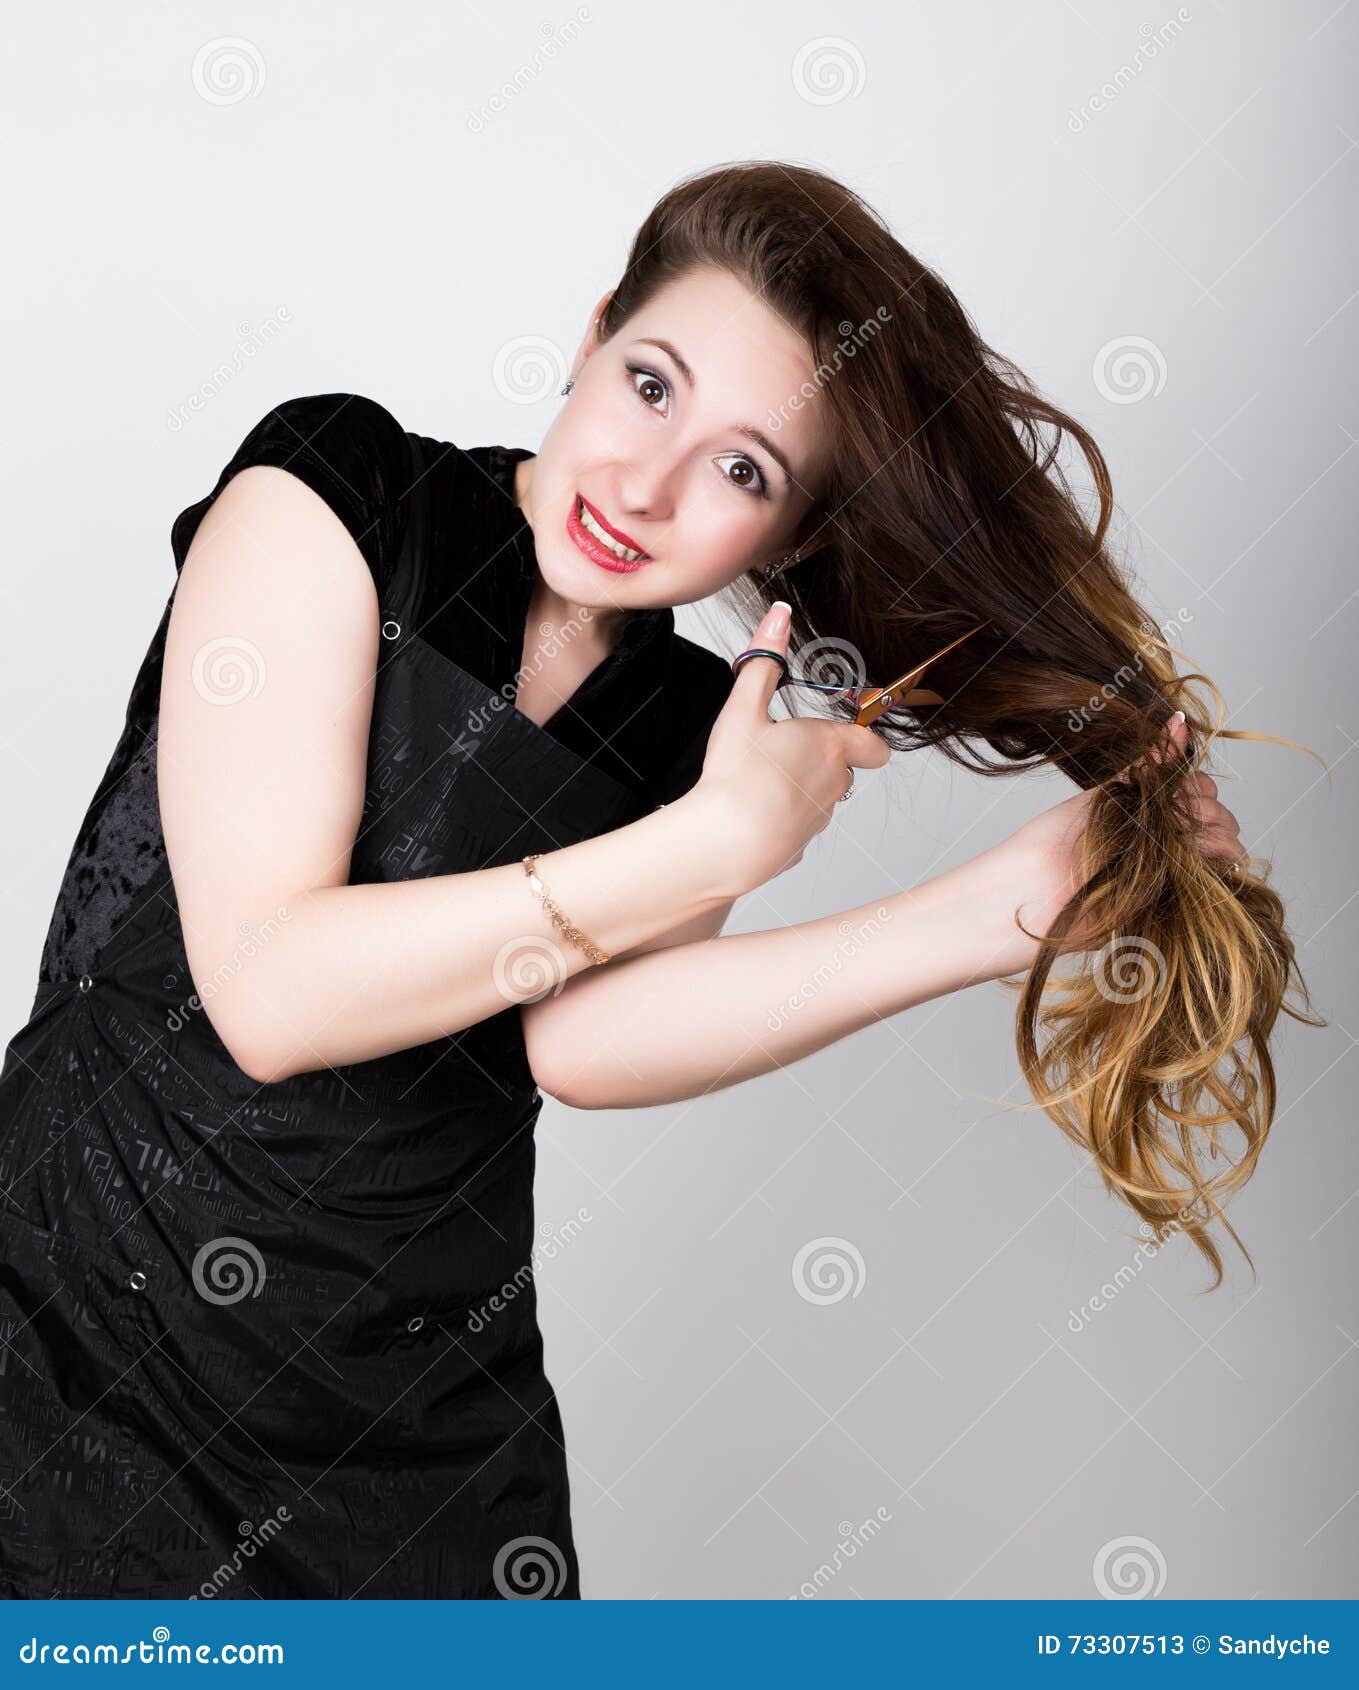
[1162,710,1191,765]
[1111,717,1250,868]
[842,721,893,771]
[1111,708,1189,787]
[731,601,792,720]
[1204,832,1249,866]
[1187,793,1248,866]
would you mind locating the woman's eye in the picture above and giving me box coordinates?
[714,453,767,498]
[627,364,669,410]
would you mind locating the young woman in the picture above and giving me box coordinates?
[0,159,1308,1601]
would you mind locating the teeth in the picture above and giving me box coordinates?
[578,498,645,562]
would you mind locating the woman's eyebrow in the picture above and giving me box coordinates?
[634,337,795,488]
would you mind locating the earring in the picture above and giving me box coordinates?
[560,376,575,396]
[760,548,801,582]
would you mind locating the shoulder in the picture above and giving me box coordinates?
[244,388,406,443]
[208,391,412,497]
[171,392,414,596]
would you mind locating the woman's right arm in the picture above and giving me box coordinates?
[158,466,877,1084]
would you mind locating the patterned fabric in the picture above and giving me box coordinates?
[0,393,735,1598]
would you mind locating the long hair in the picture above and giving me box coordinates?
[597,158,1325,1289]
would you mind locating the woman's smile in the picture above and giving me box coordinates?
[568,492,653,572]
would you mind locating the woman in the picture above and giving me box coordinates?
[0,159,1309,1600]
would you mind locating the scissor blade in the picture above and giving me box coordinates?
[854,622,986,726]
[857,686,945,724]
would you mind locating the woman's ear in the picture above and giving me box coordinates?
[581,290,615,356]
[566,290,616,388]
[788,512,826,566]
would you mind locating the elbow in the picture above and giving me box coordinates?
[234,1043,296,1087]
[224,1028,293,1087]
[185,945,307,1084]
[522,1011,601,1109]
[529,1059,600,1111]
[520,1000,578,1108]
[529,1051,643,1111]
[200,1002,295,1087]
[521,1007,665,1110]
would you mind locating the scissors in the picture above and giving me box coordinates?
[730,620,989,728]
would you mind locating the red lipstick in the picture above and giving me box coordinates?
[568,493,652,574]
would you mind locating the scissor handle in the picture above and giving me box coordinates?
[730,647,791,682]
[731,621,986,727]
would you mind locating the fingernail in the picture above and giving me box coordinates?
[1171,710,1185,726]
[765,600,791,636]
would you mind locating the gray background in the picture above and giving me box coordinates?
[3,1,1354,1599]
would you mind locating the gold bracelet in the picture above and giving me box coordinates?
[521,855,611,966]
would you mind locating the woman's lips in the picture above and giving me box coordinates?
[567,495,652,574]
[578,492,648,553]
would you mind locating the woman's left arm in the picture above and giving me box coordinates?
[521,843,1046,1109]
[522,722,1244,1110]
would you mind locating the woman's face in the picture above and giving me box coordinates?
[520,264,831,616]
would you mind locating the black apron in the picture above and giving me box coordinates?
[0,447,653,1599]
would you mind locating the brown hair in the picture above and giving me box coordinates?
[598,159,1325,1288]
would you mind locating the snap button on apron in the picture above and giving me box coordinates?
[78,973,94,992]
[406,1315,424,1333]
[128,1270,147,1292]
[381,617,401,640]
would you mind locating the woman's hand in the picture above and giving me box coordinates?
[690,601,891,896]
[976,712,1250,977]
